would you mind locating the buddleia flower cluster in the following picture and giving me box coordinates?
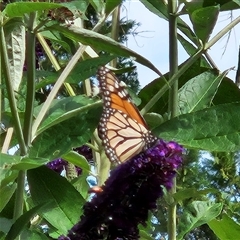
[59,139,183,240]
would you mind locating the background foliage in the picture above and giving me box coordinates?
[1,0,240,239]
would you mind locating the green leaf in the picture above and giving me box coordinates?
[5,204,46,240]
[0,183,17,212]
[177,201,223,239]
[40,31,72,53]
[0,218,13,235]
[5,24,25,92]
[190,6,220,43]
[35,95,101,136]
[208,213,240,239]
[27,166,85,235]
[139,0,168,20]
[30,103,101,159]
[3,2,62,18]
[139,0,198,44]
[174,188,219,202]
[60,0,89,19]
[0,153,21,184]
[177,33,209,68]
[154,102,240,152]
[139,229,154,240]
[220,0,240,11]
[11,157,49,170]
[178,69,226,114]
[71,172,90,200]
[48,24,162,76]
[89,0,104,13]
[139,62,210,114]
[35,55,116,89]
[105,0,122,15]
[213,76,240,105]
[62,151,90,172]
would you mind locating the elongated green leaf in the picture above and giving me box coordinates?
[30,103,101,159]
[27,166,85,235]
[174,188,218,202]
[89,0,104,13]
[0,153,21,166]
[11,157,49,170]
[62,151,90,172]
[105,0,122,15]
[5,24,25,92]
[177,33,209,68]
[213,77,240,105]
[0,218,13,235]
[139,229,153,240]
[154,102,240,152]
[35,55,116,89]
[71,172,90,200]
[178,69,226,114]
[139,62,210,114]
[208,213,240,239]
[220,0,240,11]
[61,0,89,17]
[139,0,198,44]
[5,204,46,240]
[139,0,168,19]
[190,5,220,43]
[35,95,101,136]
[3,2,62,17]
[177,201,222,239]
[40,31,72,53]
[0,183,17,212]
[0,153,21,184]
[48,24,162,76]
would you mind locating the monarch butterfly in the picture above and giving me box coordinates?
[97,66,157,164]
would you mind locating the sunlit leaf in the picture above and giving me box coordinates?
[154,102,240,152]
[27,166,85,235]
[177,201,222,239]
[3,2,62,17]
[5,204,46,240]
[189,5,220,43]
[178,69,227,114]
[105,0,122,15]
[30,101,101,160]
[5,25,25,92]
[0,183,17,212]
[48,24,162,76]
[35,95,101,136]
[62,151,90,172]
[208,213,240,239]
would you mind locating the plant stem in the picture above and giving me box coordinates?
[167,1,178,239]
[23,12,36,147]
[1,19,28,224]
[0,23,27,154]
[13,171,26,221]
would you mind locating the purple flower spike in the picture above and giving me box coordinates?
[46,158,67,174]
[59,139,183,240]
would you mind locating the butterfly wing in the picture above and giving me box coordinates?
[97,66,156,163]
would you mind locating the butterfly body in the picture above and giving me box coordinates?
[97,66,157,163]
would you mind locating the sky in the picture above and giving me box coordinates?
[122,1,240,88]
